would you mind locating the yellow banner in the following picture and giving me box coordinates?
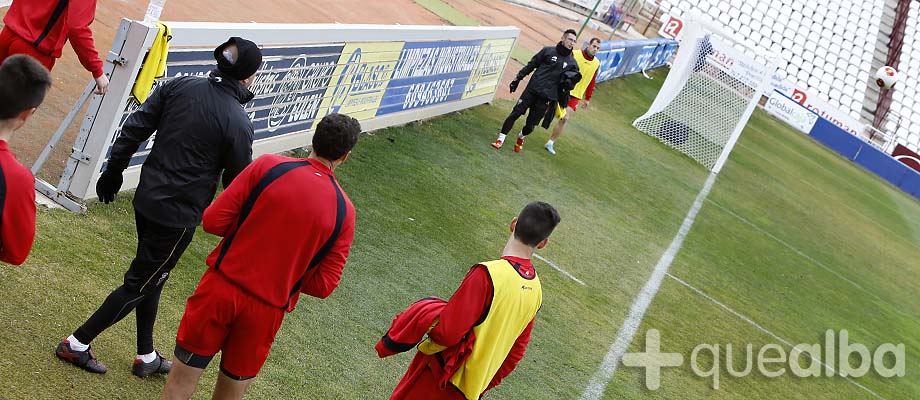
[462,38,515,100]
[316,42,405,123]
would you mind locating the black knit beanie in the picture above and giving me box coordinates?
[214,37,263,81]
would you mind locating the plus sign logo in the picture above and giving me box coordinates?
[621,329,684,390]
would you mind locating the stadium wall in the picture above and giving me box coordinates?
[809,117,920,200]
[44,19,520,207]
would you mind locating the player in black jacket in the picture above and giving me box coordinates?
[492,29,580,153]
[56,37,262,378]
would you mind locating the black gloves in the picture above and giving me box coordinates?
[96,167,124,204]
[509,79,520,93]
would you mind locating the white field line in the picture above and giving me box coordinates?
[706,199,918,324]
[533,253,586,286]
[666,273,886,400]
[579,170,719,400]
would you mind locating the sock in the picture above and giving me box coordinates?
[518,132,525,139]
[67,335,89,351]
[546,140,554,146]
[497,133,507,143]
[137,351,157,363]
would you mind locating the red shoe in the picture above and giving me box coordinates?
[514,137,524,153]
[491,139,503,149]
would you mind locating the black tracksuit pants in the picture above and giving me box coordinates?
[74,209,195,355]
[501,90,553,137]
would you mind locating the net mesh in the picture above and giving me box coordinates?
[633,32,762,170]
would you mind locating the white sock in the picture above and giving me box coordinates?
[518,132,525,139]
[546,140,554,145]
[137,351,157,363]
[67,335,89,351]
[497,133,507,143]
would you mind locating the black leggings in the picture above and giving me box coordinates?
[74,209,195,355]
[501,90,551,136]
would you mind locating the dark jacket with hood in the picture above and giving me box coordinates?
[107,70,255,228]
[515,42,580,101]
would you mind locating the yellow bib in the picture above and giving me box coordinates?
[449,259,542,399]
[132,22,172,103]
[570,49,599,100]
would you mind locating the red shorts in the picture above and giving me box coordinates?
[0,27,56,71]
[175,269,285,378]
[567,96,581,111]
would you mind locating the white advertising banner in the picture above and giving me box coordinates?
[765,90,819,133]
[774,82,865,136]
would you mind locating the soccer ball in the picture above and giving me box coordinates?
[875,66,898,90]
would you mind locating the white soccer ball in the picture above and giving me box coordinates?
[875,66,898,90]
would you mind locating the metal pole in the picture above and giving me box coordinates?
[31,82,96,176]
[577,0,603,40]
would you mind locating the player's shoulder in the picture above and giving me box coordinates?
[253,153,298,168]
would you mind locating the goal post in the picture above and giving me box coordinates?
[633,12,780,173]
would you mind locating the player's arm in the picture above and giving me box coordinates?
[202,155,266,237]
[583,69,598,108]
[66,1,104,78]
[485,319,535,392]
[515,48,546,81]
[300,208,356,299]
[108,82,169,171]
[0,172,36,265]
[427,265,492,347]
[220,121,254,189]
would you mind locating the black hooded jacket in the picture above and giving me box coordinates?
[515,42,581,101]
[107,70,255,228]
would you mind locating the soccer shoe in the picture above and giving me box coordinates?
[132,351,172,377]
[514,137,525,153]
[544,142,556,155]
[491,139,503,149]
[55,338,107,374]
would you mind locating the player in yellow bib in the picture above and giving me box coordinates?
[545,38,601,155]
[387,202,561,400]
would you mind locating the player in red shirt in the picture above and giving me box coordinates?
[386,202,560,399]
[160,113,360,400]
[0,0,109,94]
[0,55,51,266]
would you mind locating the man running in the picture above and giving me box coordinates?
[545,37,601,155]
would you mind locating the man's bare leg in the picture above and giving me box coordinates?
[212,372,254,400]
[161,360,206,400]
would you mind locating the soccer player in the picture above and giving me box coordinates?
[160,113,360,400]
[545,37,601,156]
[0,0,109,94]
[0,55,51,265]
[388,202,560,400]
[56,37,262,377]
[492,29,580,153]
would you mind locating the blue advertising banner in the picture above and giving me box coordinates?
[108,44,345,168]
[376,40,483,116]
[594,38,677,83]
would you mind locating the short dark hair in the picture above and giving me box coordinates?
[589,37,602,45]
[0,55,52,120]
[312,113,361,160]
[514,202,561,247]
[563,29,577,37]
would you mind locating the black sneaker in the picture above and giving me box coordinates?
[132,351,172,377]
[55,338,107,374]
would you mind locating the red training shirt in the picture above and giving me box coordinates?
[202,154,356,311]
[0,140,36,265]
[3,0,104,77]
[428,255,537,392]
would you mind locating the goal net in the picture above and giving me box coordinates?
[633,15,778,172]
